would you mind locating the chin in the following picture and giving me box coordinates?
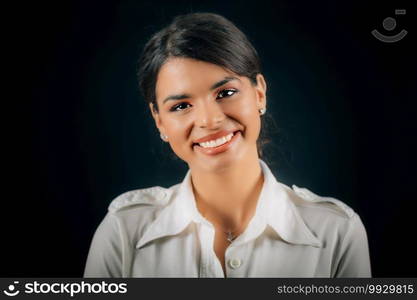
[197,152,246,174]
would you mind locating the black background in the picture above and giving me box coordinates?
[2,0,416,277]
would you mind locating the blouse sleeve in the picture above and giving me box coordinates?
[334,213,372,277]
[83,213,125,277]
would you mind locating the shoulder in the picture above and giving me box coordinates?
[108,186,169,213]
[96,184,181,244]
[286,184,370,276]
[285,184,364,239]
[108,185,177,213]
[289,184,355,220]
[287,184,368,251]
[107,184,180,231]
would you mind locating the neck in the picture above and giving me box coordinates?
[190,156,264,230]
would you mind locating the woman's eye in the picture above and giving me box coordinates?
[217,89,238,99]
[170,102,191,112]
[169,89,237,112]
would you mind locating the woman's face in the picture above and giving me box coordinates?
[150,57,267,173]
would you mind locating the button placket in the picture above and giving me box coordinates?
[197,223,211,277]
[225,244,248,277]
[199,223,225,277]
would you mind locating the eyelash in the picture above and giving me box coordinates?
[169,89,238,112]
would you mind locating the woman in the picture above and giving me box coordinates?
[84,12,371,277]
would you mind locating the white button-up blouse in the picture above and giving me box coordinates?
[84,160,371,277]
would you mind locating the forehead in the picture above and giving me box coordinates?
[155,57,241,99]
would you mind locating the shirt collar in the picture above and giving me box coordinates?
[254,160,322,248]
[136,159,322,249]
[136,168,203,249]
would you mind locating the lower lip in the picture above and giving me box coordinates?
[193,131,241,156]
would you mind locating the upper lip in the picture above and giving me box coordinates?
[193,129,238,144]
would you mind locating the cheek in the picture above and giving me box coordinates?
[247,113,262,139]
[231,96,261,131]
[162,118,192,153]
[166,120,186,141]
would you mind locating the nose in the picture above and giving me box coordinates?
[194,99,225,129]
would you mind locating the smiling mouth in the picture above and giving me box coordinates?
[192,130,241,149]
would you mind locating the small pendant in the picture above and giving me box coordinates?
[226,231,236,243]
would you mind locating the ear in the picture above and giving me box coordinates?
[254,73,267,110]
[149,102,167,135]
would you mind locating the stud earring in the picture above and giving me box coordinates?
[160,132,168,142]
[259,107,266,115]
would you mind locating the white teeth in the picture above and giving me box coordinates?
[198,132,234,148]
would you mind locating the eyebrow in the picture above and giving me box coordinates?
[162,76,241,104]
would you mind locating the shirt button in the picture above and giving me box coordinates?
[228,258,242,269]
